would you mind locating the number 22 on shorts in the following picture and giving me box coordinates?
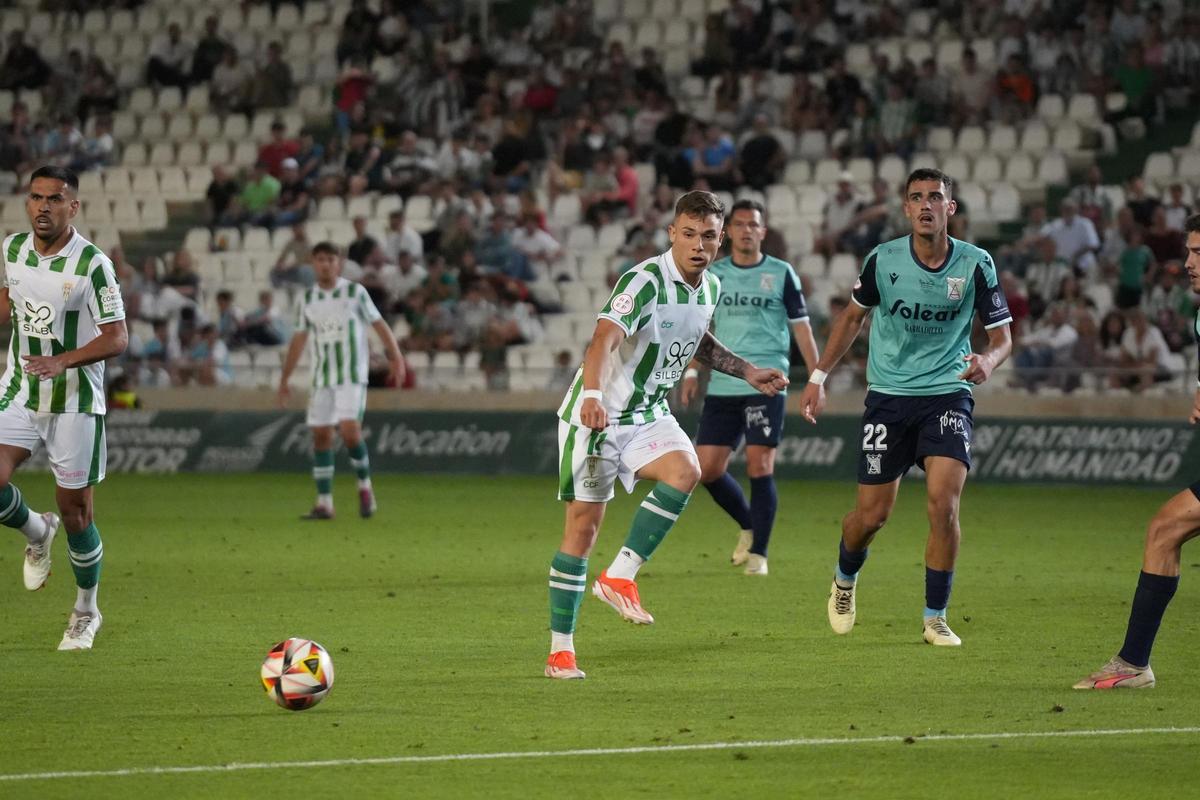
[862,423,888,452]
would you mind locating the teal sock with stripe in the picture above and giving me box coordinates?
[0,483,31,530]
[348,442,371,483]
[549,551,588,652]
[67,522,103,589]
[606,483,691,580]
[313,449,334,496]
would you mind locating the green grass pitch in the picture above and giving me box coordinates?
[1,473,1198,798]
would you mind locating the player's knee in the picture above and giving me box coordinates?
[859,505,891,533]
[699,463,725,484]
[675,460,702,492]
[60,504,91,533]
[927,495,960,533]
[1146,513,1187,551]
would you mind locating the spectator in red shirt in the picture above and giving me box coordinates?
[257,121,300,178]
[995,54,1036,121]
[334,58,375,137]
[522,68,558,114]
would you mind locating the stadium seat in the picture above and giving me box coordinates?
[159,167,189,201]
[935,39,963,69]
[27,12,54,38]
[559,283,594,313]
[551,195,582,228]
[158,87,184,113]
[108,9,134,34]
[875,39,902,66]
[766,185,797,219]
[104,168,133,196]
[796,186,826,216]
[1004,152,1035,185]
[927,127,955,153]
[275,3,301,28]
[812,158,842,186]
[955,183,987,220]
[594,0,621,22]
[597,223,625,252]
[608,22,633,48]
[845,43,872,73]
[1143,152,1174,183]
[186,86,210,114]
[941,153,970,182]
[905,40,932,64]
[796,130,828,160]
[136,6,162,33]
[634,21,662,49]
[828,254,858,285]
[988,125,1018,155]
[783,160,811,186]
[112,111,139,141]
[969,38,996,65]
[989,183,1020,221]
[174,141,202,168]
[957,126,986,154]
[131,167,160,197]
[1052,123,1082,153]
[243,227,272,254]
[167,115,194,143]
[148,142,175,167]
[1178,151,1200,180]
[78,171,104,196]
[1036,94,1066,125]
[404,196,434,232]
[141,198,168,230]
[111,198,141,230]
[302,1,330,26]
[84,198,113,224]
[972,154,1002,184]
[1038,153,1069,186]
[205,141,232,166]
[1019,121,1050,155]
[194,113,221,142]
[679,0,705,18]
[905,9,932,35]
[566,225,596,254]
[223,115,250,141]
[846,157,874,184]
[121,142,149,167]
[877,155,907,186]
[140,115,166,141]
[128,88,155,116]
[232,141,258,167]
[316,197,346,221]
[1067,93,1100,126]
[1,198,25,226]
[1105,92,1127,114]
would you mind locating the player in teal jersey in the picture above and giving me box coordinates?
[1075,214,1200,689]
[681,200,820,575]
[799,168,1013,646]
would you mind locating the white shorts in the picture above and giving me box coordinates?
[307,384,367,427]
[557,415,695,503]
[0,404,106,489]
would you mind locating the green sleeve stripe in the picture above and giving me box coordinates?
[348,318,358,382]
[600,270,642,315]
[558,423,579,500]
[89,264,117,319]
[558,374,583,423]
[75,245,98,276]
[25,337,41,410]
[620,342,660,418]
[643,262,668,304]
[6,233,28,265]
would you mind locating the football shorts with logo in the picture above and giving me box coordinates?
[557,416,696,502]
[857,390,974,484]
[696,393,787,449]
[306,384,367,426]
[0,404,107,489]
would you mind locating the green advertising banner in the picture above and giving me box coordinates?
[20,410,1199,487]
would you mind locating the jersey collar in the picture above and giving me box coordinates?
[907,234,955,273]
[662,250,704,293]
[729,252,767,269]
[26,226,82,261]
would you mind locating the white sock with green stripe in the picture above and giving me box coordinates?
[67,522,102,614]
[606,482,691,580]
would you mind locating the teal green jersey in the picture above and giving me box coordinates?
[706,253,808,396]
[851,235,1011,396]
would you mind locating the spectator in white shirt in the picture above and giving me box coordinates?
[814,172,860,257]
[392,251,429,303]
[1116,307,1173,391]
[384,209,424,264]
[511,212,565,279]
[1041,198,1100,272]
[1163,183,1192,232]
[434,130,481,181]
[147,23,193,89]
[1014,302,1079,391]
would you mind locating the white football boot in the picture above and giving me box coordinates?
[922,615,962,646]
[58,610,103,651]
[23,512,60,591]
[743,554,768,576]
[1073,656,1156,689]
[828,579,856,634]
[730,530,753,566]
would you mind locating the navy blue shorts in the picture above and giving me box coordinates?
[857,390,974,484]
[1189,481,1200,502]
[696,393,787,449]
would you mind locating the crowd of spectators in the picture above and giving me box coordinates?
[1002,169,1194,393]
[3,0,1200,392]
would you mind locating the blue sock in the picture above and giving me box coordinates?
[703,473,752,531]
[748,476,777,557]
[836,538,868,583]
[924,567,954,617]
[1118,571,1180,668]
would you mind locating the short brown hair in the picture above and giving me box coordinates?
[905,167,954,196]
[1185,213,1200,235]
[674,190,726,221]
[311,241,339,257]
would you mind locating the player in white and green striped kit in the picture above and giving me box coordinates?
[545,191,789,679]
[278,242,405,519]
[0,166,129,650]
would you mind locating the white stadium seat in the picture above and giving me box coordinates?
[1004,152,1035,185]
[1038,153,1069,185]
[971,154,1002,184]
[1143,152,1174,183]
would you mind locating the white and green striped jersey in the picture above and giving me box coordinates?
[0,228,124,415]
[558,250,720,426]
[296,278,382,388]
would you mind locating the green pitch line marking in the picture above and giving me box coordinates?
[2,726,1199,782]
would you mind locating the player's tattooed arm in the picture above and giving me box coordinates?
[694,331,747,378]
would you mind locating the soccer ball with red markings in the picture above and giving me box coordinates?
[260,638,335,711]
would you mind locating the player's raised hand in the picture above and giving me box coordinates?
[1189,389,1200,424]
[800,380,825,424]
[580,396,608,430]
[746,367,789,396]
[680,372,700,405]
[959,353,995,385]
[21,353,68,380]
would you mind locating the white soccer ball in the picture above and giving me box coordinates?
[260,637,335,711]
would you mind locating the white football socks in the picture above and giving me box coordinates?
[20,512,47,545]
[551,631,574,653]
[76,585,99,615]
[317,493,333,510]
[606,547,645,581]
